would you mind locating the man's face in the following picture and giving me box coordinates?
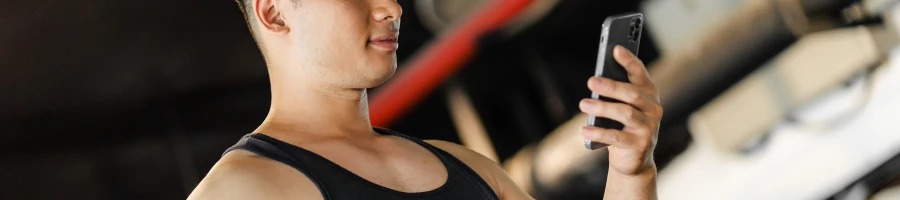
[280,0,401,89]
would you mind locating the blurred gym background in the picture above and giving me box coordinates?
[2,0,900,199]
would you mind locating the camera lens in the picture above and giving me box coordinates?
[629,18,642,42]
[629,30,638,42]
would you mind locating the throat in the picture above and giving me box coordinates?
[258,87,375,138]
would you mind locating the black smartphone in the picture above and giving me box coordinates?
[586,13,643,150]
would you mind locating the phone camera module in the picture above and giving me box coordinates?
[628,18,642,43]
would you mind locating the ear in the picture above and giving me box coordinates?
[254,0,289,33]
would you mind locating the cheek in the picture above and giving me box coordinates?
[316,3,368,54]
[288,5,369,64]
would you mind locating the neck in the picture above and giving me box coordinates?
[255,75,376,138]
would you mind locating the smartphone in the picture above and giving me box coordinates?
[586,13,644,150]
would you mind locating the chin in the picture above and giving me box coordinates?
[348,65,395,89]
[350,55,397,88]
[367,68,397,88]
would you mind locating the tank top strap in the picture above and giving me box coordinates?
[222,134,332,199]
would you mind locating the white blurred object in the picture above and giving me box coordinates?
[862,0,899,16]
[843,0,900,23]
[660,5,900,199]
[659,41,900,200]
[641,0,745,54]
[689,26,883,152]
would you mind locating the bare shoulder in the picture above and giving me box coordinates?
[424,140,502,169]
[424,140,534,200]
[187,150,323,200]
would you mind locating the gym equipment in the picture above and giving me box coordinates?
[660,43,900,200]
[369,0,535,127]
[415,0,559,36]
[659,5,900,198]
[690,25,888,152]
[648,0,856,129]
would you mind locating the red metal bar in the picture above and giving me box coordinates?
[370,0,535,127]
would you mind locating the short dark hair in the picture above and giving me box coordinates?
[235,0,264,53]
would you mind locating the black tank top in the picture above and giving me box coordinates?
[222,128,500,200]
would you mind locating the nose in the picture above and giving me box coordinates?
[372,0,402,23]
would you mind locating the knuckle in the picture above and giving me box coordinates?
[594,129,612,142]
[627,90,641,103]
[624,55,638,65]
[590,101,606,114]
[624,107,638,121]
[633,60,644,68]
[624,61,638,71]
[648,85,660,96]
[639,126,654,135]
[629,124,651,136]
[636,141,649,151]
[630,58,644,69]
[589,129,605,142]
[635,135,653,150]
[639,112,650,124]
[607,130,620,143]
[622,57,634,67]
[601,80,616,94]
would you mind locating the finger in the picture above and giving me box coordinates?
[588,77,657,112]
[613,45,651,85]
[580,98,647,127]
[580,126,636,149]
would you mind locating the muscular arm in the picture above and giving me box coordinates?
[578,45,661,200]
[426,140,535,200]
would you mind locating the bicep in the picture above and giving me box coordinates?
[426,140,534,200]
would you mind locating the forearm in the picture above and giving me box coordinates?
[603,162,658,200]
[579,46,661,200]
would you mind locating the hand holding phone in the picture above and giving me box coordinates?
[578,12,662,184]
[585,13,644,150]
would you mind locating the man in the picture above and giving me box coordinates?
[188,0,662,199]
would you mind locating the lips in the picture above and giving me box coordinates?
[369,34,399,51]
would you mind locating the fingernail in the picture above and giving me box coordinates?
[615,45,625,56]
[590,77,601,85]
[580,99,594,108]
